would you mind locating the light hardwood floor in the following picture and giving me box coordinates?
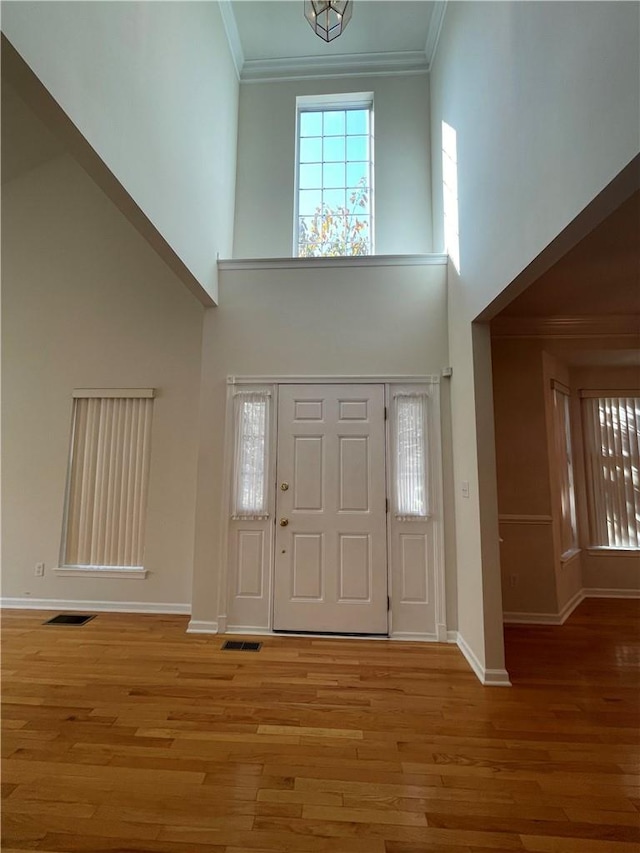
[2,597,639,852]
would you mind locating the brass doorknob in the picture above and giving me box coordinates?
[279,518,289,527]
[280,482,289,491]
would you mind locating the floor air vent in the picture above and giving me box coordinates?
[44,614,96,626]
[221,640,262,651]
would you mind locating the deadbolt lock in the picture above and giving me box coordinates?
[279,518,289,527]
[280,482,289,491]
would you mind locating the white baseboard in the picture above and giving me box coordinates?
[224,625,272,636]
[583,587,640,599]
[390,632,439,642]
[456,632,511,687]
[0,597,190,615]
[186,619,219,634]
[446,630,459,644]
[503,586,639,626]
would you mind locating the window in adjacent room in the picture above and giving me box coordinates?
[551,381,578,558]
[581,392,640,549]
[295,93,374,257]
[60,389,154,572]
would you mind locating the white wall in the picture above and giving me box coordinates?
[2,154,204,608]
[2,1,239,303]
[233,74,432,258]
[190,262,453,629]
[430,1,640,671]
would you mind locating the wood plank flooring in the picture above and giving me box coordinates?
[2,597,639,852]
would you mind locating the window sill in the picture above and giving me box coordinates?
[560,548,581,564]
[586,548,640,557]
[218,254,448,271]
[53,566,148,579]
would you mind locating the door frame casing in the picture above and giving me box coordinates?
[218,375,446,641]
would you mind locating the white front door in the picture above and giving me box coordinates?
[273,384,388,634]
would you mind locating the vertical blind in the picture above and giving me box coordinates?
[63,393,154,568]
[394,393,429,519]
[582,394,640,548]
[551,385,578,557]
[231,391,270,520]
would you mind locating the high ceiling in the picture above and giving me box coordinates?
[226,1,443,79]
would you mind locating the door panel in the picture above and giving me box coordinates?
[273,384,387,634]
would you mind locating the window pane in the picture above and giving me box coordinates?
[299,189,322,215]
[346,109,369,135]
[394,395,428,517]
[323,163,345,188]
[323,136,346,162]
[232,393,270,519]
[346,161,368,187]
[299,137,322,163]
[324,110,345,136]
[346,135,369,161]
[300,111,322,137]
[299,164,322,189]
[323,188,345,211]
[347,186,370,214]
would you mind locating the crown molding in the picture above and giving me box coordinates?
[219,0,244,80]
[218,253,448,271]
[220,1,447,83]
[240,50,429,83]
[425,1,447,70]
[491,315,640,339]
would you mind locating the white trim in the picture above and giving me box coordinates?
[390,632,439,642]
[425,1,447,69]
[1,598,189,614]
[583,587,640,599]
[228,374,441,386]
[217,254,448,271]
[560,548,581,565]
[504,587,640,624]
[53,567,148,579]
[218,0,244,80]
[186,619,219,634]
[446,630,458,644]
[498,514,553,525]
[456,632,511,686]
[72,388,155,399]
[225,625,273,636]
[490,315,639,339]
[240,51,429,84]
[586,547,640,557]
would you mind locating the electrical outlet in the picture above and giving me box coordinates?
[509,573,518,588]
[35,562,45,577]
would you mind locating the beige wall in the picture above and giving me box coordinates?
[2,1,239,302]
[2,154,204,607]
[190,263,454,627]
[233,74,432,258]
[430,1,639,667]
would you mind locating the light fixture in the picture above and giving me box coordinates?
[304,1,353,43]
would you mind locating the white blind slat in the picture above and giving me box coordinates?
[63,395,153,568]
[582,395,640,549]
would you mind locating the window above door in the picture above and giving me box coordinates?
[295,93,374,257]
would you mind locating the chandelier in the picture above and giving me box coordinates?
[304,1,353,43]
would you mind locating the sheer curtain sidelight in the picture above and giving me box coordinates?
[581,393,640,549]
[231,391,271,520]
[63,391,154,568]
[551,383,578,557]
[393,393,429,519]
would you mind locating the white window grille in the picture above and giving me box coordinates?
[581,393,640,549]
[393,393,429,519]
[551,382,578,558]
[231,391,271,520]
[295,92,374,257]
[62,390,154,569]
